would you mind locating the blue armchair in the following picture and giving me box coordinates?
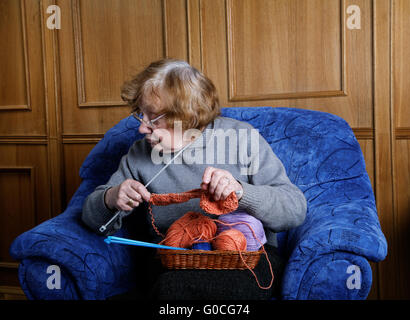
[9,107,387,300]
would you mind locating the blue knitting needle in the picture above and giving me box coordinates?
[104,236,188,250]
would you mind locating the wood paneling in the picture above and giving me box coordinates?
[0,167,36,264]
[227,0,344,100]
[358,138,378,300]
[393,0,410,128]
[0,0,46,136]
[0,145,51,225]
[63,143,96,205]
[392,0,410,300]
[0,143,51,294]
[72,0,164,107]
[199,0,373,129]
[1,0,409,300]
[373,0,396,299]
[59,0,175,134]
[394,140,410,299]
[0,0,30,110]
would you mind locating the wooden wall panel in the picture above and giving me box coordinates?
[0,167,36,264]
[358,138,378,300]
[394,140,410,298]
[0,0,46,136]
[0,144,51,295]
[0,0,29,108]
[63,143,96,206]
[199,0,373,129]
[228,0,343,100]
[392,0,410,299]
[57,0,189,136]
[393,0,410,129]
[0,144,51,229]
[72,0,164,106]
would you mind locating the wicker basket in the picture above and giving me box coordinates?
[157,249,263,270]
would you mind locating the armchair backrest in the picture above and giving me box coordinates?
[80,107,366,186]
[76,106,371,250]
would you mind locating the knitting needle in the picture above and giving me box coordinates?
[104,236,188,250]
[99,142,194,233]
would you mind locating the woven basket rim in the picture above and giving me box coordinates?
[157,249,263,256]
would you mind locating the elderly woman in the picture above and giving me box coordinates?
[82,58,307,300]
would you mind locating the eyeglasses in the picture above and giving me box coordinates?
[131,112,165,129]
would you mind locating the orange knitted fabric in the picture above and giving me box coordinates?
[149,188,238,215]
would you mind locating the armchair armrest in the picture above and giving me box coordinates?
[9,204,138,300]
[281,191,387,300]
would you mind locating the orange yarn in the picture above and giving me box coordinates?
[212,229,247,251]
[161,211,217,248]
[147,189,274,290]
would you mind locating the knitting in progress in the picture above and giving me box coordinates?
[149,188,238,215]
[148,188,274,290]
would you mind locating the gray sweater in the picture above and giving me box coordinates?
[82,116,307,247]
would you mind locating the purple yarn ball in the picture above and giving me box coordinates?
[217,210,267,251]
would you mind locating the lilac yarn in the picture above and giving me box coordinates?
[217,210,267,251]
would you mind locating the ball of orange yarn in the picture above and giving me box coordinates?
[212,229,247,251]
[163,211,217,248]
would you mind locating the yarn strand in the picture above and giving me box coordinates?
[213,219,274,290]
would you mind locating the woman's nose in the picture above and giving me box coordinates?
[138,122,152,134]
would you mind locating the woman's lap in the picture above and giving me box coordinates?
[110,244,286,301]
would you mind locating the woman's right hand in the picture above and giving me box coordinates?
[104,179,151,211]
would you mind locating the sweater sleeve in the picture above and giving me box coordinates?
[236,131,307,233]
[81,152,138,236]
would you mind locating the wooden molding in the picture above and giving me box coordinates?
[187,0,202,70]
[0,286,26,300]
[40,0,64,217]
[373,0,396,299]
[62,133,103,144]
[0,262,19,269]
[395,127,410,139]
[0,135,48,144]
[353,128,374,139]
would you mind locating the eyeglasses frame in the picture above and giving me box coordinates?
[131,112,166,129]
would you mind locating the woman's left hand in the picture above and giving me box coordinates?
[201,166,243,201]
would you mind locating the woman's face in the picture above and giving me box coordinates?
[138,94,188,153]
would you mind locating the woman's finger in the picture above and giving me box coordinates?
[220,184,236,201]
[130,180,151,202]
[126,187,142,203]
[202,166,217,185]
[213,176,230,200]
[208,170,226,194]
[115,196,135,212]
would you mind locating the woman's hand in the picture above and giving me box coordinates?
[201,166,243,201]
[104,179,151,211]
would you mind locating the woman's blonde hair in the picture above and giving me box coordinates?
[121,58,221,130]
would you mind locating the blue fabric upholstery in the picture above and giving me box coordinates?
[9,107,387,300]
